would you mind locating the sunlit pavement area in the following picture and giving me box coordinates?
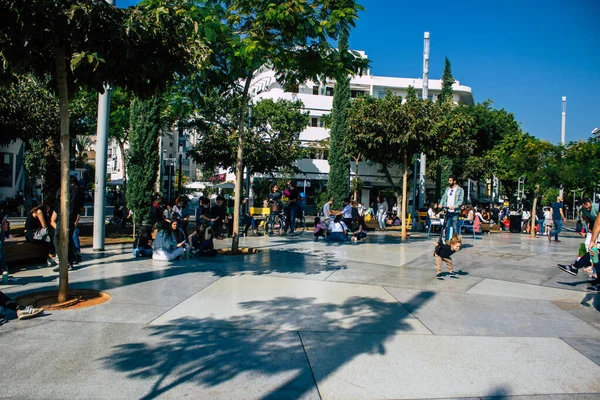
[2,230,600,399]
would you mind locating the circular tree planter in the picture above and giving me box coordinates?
[15,289,111,310]
[217,248,260,256]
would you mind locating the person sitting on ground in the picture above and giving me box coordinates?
[132,224,153,258]
[152,221,186,261]
[172,196,191,237]
[433,234,462,278]
[188,222,217,257]
[171,219,187,246]
[313,217,327,239]
[24,202,55,266]
[327,214,349,242]
[352,218,368,241]
[0,290,44,322]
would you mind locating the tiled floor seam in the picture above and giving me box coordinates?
[382,286,436,336]
[297,331,323,400]
[560,337,600,367]
[145,276,225,325]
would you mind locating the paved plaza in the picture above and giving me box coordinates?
[1,231,600,399]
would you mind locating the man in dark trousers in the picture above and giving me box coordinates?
[548,196,566,243]
[52,175,85,271]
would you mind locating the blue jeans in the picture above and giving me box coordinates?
[132,247,153,257]
[550,219,563,240]
[537,219,544,235]
[328,232,348,242]
[445,212,459,241]
[73,227,80,253]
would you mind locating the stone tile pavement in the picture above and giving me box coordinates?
[1,230,600,399]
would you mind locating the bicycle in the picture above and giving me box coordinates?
[265,209,306,237]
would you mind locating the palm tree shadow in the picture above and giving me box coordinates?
[101,291,434,399]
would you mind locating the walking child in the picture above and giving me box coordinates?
[433,235,462,278]
[543,206,552,236]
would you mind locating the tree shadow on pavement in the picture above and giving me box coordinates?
[101,291,435,400]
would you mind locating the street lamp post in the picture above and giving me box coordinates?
[178,144,183,196]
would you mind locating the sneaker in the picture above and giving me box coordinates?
[586,285,600,293]
[436,273,443,278]
[448,271,458,277]
[557,264,578,276]
[53,264,74,272]
[17,306,44,320]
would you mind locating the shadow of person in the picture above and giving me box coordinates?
[101,292,435,399]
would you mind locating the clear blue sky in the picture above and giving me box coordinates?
[119,0,600,144]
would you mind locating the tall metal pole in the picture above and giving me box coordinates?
[560,96,566,197]
[92,0,114,252]
[418,32,430,209]
[178,144,183,196]
[93,88,110,251]
[561,96,567,145]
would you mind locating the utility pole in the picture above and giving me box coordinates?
[92,0,114,252]
[418,32,430,210]
[560,96,566,198]
[178,144,183,196]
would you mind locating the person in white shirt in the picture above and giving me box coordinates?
[328,214,348,242]
[377,195,388,231]
[440,175,464,240]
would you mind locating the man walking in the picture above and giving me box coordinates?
[440,175,464,241]
[548,196,566,243]
[557,198,599,277]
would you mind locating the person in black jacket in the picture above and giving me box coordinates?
[433,235,462,278]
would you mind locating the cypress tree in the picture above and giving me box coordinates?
[439,57,455,103]
[126,96,161,231]
[327,29,351,208]
[436,57,456,200]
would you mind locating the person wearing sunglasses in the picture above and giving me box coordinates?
[440,175,464,241]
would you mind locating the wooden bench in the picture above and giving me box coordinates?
[3,237,48,267]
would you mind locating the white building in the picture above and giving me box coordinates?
[245,55,474,206]
[0,140,25,202]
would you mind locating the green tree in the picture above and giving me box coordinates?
[438,57,455,103]
[217,0,368,251]
[126,97,161,229]
[328,29,351,208]
[0,0,214,302]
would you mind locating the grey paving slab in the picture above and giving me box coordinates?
[561,337,600,366]
[326,260,483,293]
[0,320,319,400]
[466,279,587,302]
[40,299,173,325]
[300,333,600,400]
[150,275,432,335]
[385,287,600,338]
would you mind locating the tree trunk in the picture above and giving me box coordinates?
[401,155,408,240]
[55,48,71,304]
[232,73,253,253]
[530,184,539,239]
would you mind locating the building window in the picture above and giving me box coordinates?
[378,91,386,99]
[319,119,325,128]
[312,86,319,95]
[311,117,319,127]
[0,152,13,187]
[325,87,334,96]
[351,90,366,98]
[287,84,299,93]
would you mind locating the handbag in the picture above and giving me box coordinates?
[33,227,51,242]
